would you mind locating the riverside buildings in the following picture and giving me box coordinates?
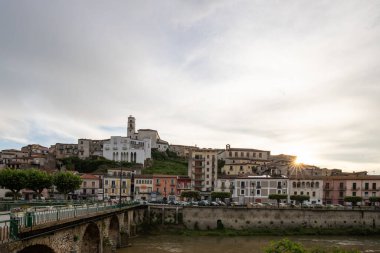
[188,148,218,193]
[219,145,271,176]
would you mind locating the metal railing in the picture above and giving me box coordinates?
[0,201,139,243]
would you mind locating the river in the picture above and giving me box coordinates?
[117,235,380,253]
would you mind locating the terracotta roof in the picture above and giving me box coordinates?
[80,174,99,180]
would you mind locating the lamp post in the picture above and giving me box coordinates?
[119,167,122,209]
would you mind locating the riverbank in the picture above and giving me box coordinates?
[141,223,380,237]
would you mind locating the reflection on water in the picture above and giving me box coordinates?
[117,235,380,253]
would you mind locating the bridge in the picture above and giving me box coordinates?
[0,202,145,253]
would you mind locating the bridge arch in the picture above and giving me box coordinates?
[109,215,120,247]
[81,222,101,253]
[18,244,55,253]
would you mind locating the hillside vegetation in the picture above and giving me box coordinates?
[142,150,188,175]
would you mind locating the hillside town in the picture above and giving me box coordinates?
[1,115,380,207]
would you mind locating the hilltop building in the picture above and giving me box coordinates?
[219,145,271,176]
[127,115,168,151]
[102,136,151,166]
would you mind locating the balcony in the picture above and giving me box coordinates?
[350,187,360,191]
[192,169,204,175]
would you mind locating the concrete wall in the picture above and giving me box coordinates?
[182,207,380,230]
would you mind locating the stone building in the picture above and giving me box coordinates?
[50,143,78,159]
[127,115,168,151]
[168,144,198,158]
[219,145,271,176]
[78,138,108,159]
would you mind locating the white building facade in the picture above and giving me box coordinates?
[289,178,324,204]
[103,136,151,166]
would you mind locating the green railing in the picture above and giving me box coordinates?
[0,201,140,244]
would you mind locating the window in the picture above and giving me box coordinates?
[105,180,108,185]
[92,189,95,194]
[259,153,262,158]
[230,166,233,171]
[373,183,377,190]
[325,182,329,189]
[312,192,316,197]
[235,152,238,157]
[241,181,245,188]
[240,166,243,171]
[84,182,87,187]
[339,191,344,197]
[353,192,356,196]
[293,182,296,188]
[339,182,344,189]
[92,182,95,187]
[241,152,244,156]
[294,191,297,195]
[277,190,281,194]
[365,183,369,190]
[301,191,304,195]
[240,189,245,195]
[364,192,368,197]
[372,192,376,197]
[352,183,357,190]
[256,189,261,195]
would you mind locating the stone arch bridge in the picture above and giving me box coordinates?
[0,204,146,253]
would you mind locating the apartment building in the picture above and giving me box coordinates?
[152,175,177,201]
[75,174,102,200]
[220,145,271,176]
[103,169,132,200]
[289,177,324,204]
[221,175,288,204]
[188,148,218,192]
[176,176,191,197]
[134,174,153,201]
[323,176,380,205]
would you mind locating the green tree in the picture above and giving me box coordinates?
[180,190,200,201]
[344,196,362,207]
[290,195,310,207]
[211,191,231,200]
[25,169,53,199]
[369,196,380,206]
[269,194,288,207]
[0,169,27,200]
[53,172,82,200]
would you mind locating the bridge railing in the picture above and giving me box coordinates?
[0,201,140,243]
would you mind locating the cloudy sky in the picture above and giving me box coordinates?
[0,1,379,173]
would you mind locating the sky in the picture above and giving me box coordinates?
[0,1,379,174]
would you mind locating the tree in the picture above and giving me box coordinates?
[269,194,288,207]
[344,196,363,207]
[369,196,380,206]
[211,191,231,200]
[290,195,310,207]
[25,169,53,199]
[0,169,27,200]
[53,172,82,200]
[180,190,200,201]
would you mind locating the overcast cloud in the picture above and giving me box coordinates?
[1,0,379,173]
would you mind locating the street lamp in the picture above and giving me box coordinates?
[119,167,122,209]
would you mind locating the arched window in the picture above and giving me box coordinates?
[293,182,296,188]
[302,182,305,188]
[306,182,310,188]
[316,182,320,188]
[311,182,314,188]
